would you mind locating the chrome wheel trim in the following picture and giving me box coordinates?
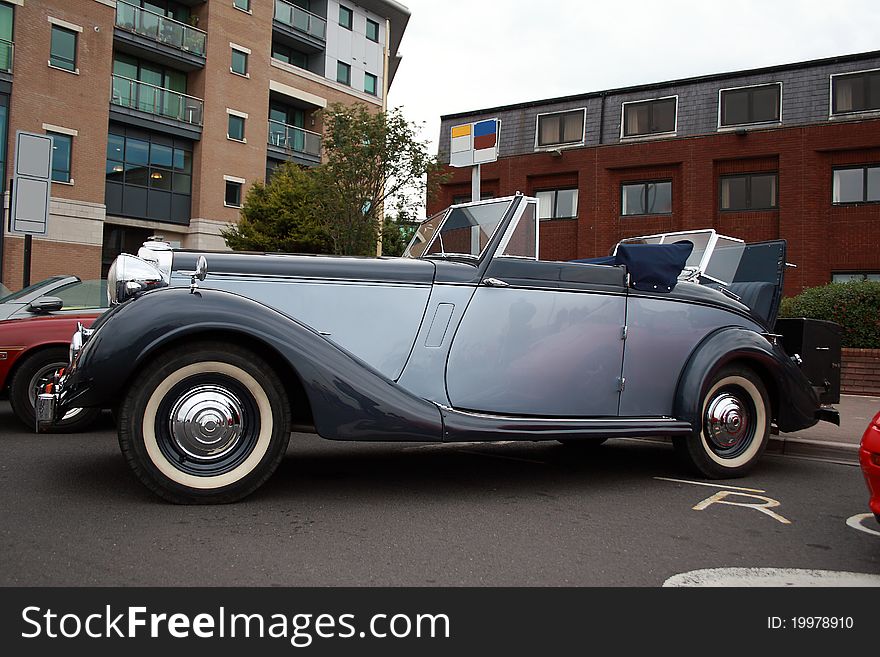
[699,375,766,469]
[704,392,749,452]
[168,385,244,461]
[28,362,84,422]
[142,361,274,490]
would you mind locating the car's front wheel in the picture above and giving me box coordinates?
[674,365,770,478]
[118,342,291,504]
[9,347,101,433]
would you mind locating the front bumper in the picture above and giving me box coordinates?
[35,390,58,432]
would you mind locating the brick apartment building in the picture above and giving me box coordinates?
[0,0,409,289]
[431,50,880,296]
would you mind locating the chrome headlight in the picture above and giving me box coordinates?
[107,254,168,305]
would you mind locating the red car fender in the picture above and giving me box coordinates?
[0,314,100,391]
[860,410,880,520]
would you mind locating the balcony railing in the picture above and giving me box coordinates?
[274,0,327,41]
[268,119,322,158]
[115,2,207,57]
[0,39,13,73]
[111,75,204,126]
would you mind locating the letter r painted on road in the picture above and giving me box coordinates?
[692,490,791,525]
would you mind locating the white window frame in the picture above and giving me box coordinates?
[229,43,251,78]
[829,67,880,119]
[535,188,579,220]
[533,108,586,151]
[619,95,678,140]
[717,81,783,130]
[224,175,245,208]
[226,109,248,143]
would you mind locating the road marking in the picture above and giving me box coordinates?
[692,490,791,524]
[654,476,766,494]
[663,568,880,587]
[846,513,880,537]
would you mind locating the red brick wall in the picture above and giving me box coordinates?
[2,236,101,288]
[841,348,880,396]
[432,119,880,297]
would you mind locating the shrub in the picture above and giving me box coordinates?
[778,280,880,348]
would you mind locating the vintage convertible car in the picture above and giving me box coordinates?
[36,195,840,504]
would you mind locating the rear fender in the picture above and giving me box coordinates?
[674,327,820,433]
[62,287,443,441]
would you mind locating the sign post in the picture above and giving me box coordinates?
[11,131,53,287]
[449,119,499,202]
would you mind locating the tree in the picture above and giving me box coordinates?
[221,162,332,254]
[381,207,419,257]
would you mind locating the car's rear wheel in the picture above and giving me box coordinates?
[674,365,770,478]
[118,342,291,504]
[8,347,100,432]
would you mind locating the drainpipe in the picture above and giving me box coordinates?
[376,18,391,257]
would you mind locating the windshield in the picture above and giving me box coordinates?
[617,230,745,285]
[52,280,109,309]
[405,199,512,260]
[0,276,70,303]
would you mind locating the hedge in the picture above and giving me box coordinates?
[778,280,880,348]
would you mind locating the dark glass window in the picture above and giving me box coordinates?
[622,98,676,137]
[364,72,377,96]
[536,110,584,147]
[228,114,245,141]
[272,42,308,69]
[48,132,72,183]
[832,165,880,203]
[720,173,778,211]
[231,48,248,75]
[366,19,379,42]
[621,181,672,215]
[233,0,251,11]
[720,83,781,126]
[337,61,351,86]
[225,180,242,207]
[535,189,578,220]
[339,5,353,29]
[50,25,77,71]
[832,70,880,115]
[832,271,880,283]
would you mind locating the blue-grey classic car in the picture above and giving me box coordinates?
[36,194,840,504]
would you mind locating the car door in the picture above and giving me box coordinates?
[445,258,628,417]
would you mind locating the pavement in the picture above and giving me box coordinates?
[767,394,879,464]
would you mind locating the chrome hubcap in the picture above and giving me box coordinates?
[168,385,243,461]
[705,392,749,451]
[29,363,83,421]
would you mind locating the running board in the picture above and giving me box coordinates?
[441,408,692,442]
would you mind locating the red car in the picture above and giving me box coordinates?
[861,410,880,524]
[0,312,102,431]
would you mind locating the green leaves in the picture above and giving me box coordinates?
[779,281,880,348]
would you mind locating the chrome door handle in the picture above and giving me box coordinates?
[482,277,510,288]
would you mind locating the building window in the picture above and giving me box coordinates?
[621,181,671,216]
[339,5,353,29]
[452,193,494,204]
[536,109,584,148]
[832,165,880,204]
[337,61,351,86]
[233,0,251,11]
[720,83,781,127]
[272,42,308,69]
[832,271,880,283]
[227,113,245,141]
[49,25,77,72]
[105,127,193,224]
[536,189,578,220]
[364,72,378,96]
[225,180,243,207]
[48,132,72,183]
[622,97,677,138]
[366,18,379,42]
[831,69,880,115]
[720,173,778,211]
[231,47,248,76]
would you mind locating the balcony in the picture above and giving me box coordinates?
[268,119,322,165]
[0,39,13,74]
[114,2,206,70]
[110,75,203,139]
[273,0,326,53]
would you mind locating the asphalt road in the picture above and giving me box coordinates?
[1,400,878,587]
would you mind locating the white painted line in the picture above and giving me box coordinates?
[692,490,791,524]
[846,513,880,537]
[654,476,766,494]
[663,567,880,587]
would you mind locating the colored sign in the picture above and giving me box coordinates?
[449,118,499,167]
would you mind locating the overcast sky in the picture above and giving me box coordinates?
[388,0,880,196]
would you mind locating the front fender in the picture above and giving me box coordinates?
[674,327,820,434]
[62,287,443,441]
